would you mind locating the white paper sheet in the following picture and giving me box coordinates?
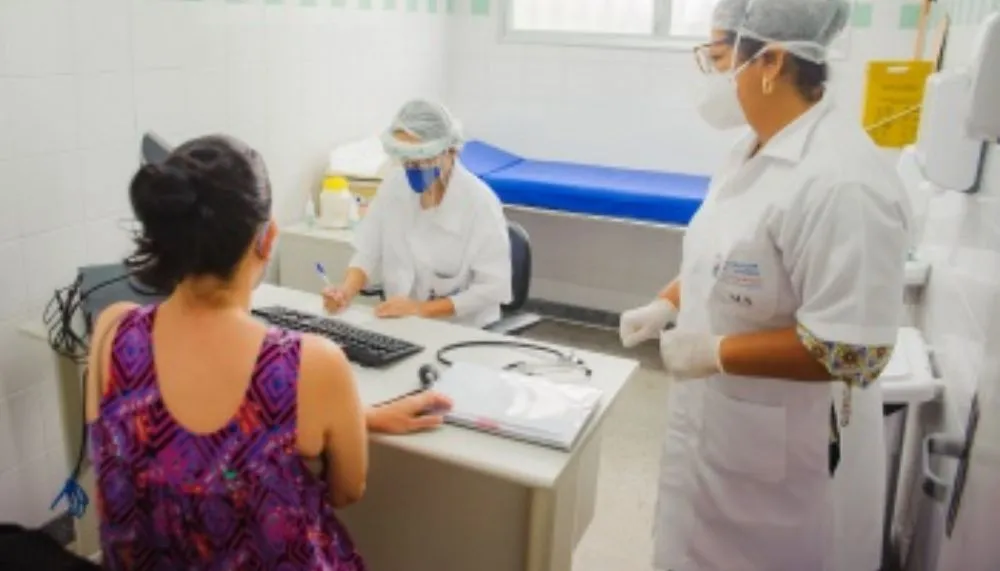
[433,361,603,451]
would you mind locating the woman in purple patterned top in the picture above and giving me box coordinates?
[84,135,452,570]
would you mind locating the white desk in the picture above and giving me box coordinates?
[277,222,363,298]
[22,283,638,571]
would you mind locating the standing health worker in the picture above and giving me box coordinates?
[618,1,911,570]
[323,100,512,328]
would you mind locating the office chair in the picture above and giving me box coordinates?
[141,132,171,165]
[359,220,543,335]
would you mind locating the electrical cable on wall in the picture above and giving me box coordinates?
[42,272,131,518]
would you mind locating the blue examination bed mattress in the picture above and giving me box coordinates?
[460,141,710,226]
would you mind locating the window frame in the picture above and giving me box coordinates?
[499,0,851,59]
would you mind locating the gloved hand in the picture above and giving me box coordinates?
[619,299,678,348]
[659,330,725,380]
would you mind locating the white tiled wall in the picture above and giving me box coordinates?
[0,0,448,527]
[902,4,1000,567]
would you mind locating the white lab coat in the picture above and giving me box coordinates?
[653,97,910,571]
[349,161,512,328]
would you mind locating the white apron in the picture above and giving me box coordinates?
[653,167,834,571]
[653,97,900,570]
[830,382,887,571]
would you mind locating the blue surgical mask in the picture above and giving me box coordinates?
[405,166,441,194]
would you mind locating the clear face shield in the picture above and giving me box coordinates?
[692,14,830,130]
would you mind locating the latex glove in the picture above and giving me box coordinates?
[659,330,725,380]
[322,285,354,314]
[367,391,454,434]
[619,299,678,348]
[375,296,421,318]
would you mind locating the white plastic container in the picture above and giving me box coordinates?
[914,70,982,192]
[318,176,357,229]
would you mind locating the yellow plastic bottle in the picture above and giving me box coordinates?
[318,176,356,229]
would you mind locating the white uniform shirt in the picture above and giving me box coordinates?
[687,96,911,346]
[655,96,911,571]
[349,161,513,328]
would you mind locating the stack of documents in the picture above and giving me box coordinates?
[433,361,604,451]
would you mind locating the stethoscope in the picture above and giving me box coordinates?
[416,339,592,389]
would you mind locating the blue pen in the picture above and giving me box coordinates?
[315,263,331,287]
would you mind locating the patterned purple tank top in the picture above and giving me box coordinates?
[89,305,365,571]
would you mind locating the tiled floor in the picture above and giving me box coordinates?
[524,320,669,571]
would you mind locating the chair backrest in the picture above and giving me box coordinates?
[505,220,532,312]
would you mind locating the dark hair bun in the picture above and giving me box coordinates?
[130,163,200,218]
[125,136,272,292]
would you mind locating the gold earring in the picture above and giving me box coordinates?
[760,77,774,95]
[762,76,775,95]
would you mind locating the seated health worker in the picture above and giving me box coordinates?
[85,135,451,570]
[322,100,513,328]
[618,1,911,570]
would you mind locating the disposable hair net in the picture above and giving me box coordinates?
[711,0,851,63]
[381,99,465,161]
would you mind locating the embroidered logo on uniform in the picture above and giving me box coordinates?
[719,260,763,290]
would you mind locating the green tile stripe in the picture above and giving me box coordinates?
[843,0,1000,31]
[851,2,874,29]
[899,3,921,30]
[470,0,489,16]
[165,0,993,25]
[156,0,482,17]
[157,0,1000,23]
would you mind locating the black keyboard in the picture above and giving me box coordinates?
[252,306,423,368]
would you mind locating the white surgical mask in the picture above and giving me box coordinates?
[697,72,747,130]
[696,30,829,131]
[696,36,761,131]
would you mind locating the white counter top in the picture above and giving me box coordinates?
[879,327,942,405]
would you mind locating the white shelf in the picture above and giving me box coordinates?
[880,327,943,405]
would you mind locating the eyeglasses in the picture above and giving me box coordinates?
[693,39,728,75]
[401,156,442,169]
